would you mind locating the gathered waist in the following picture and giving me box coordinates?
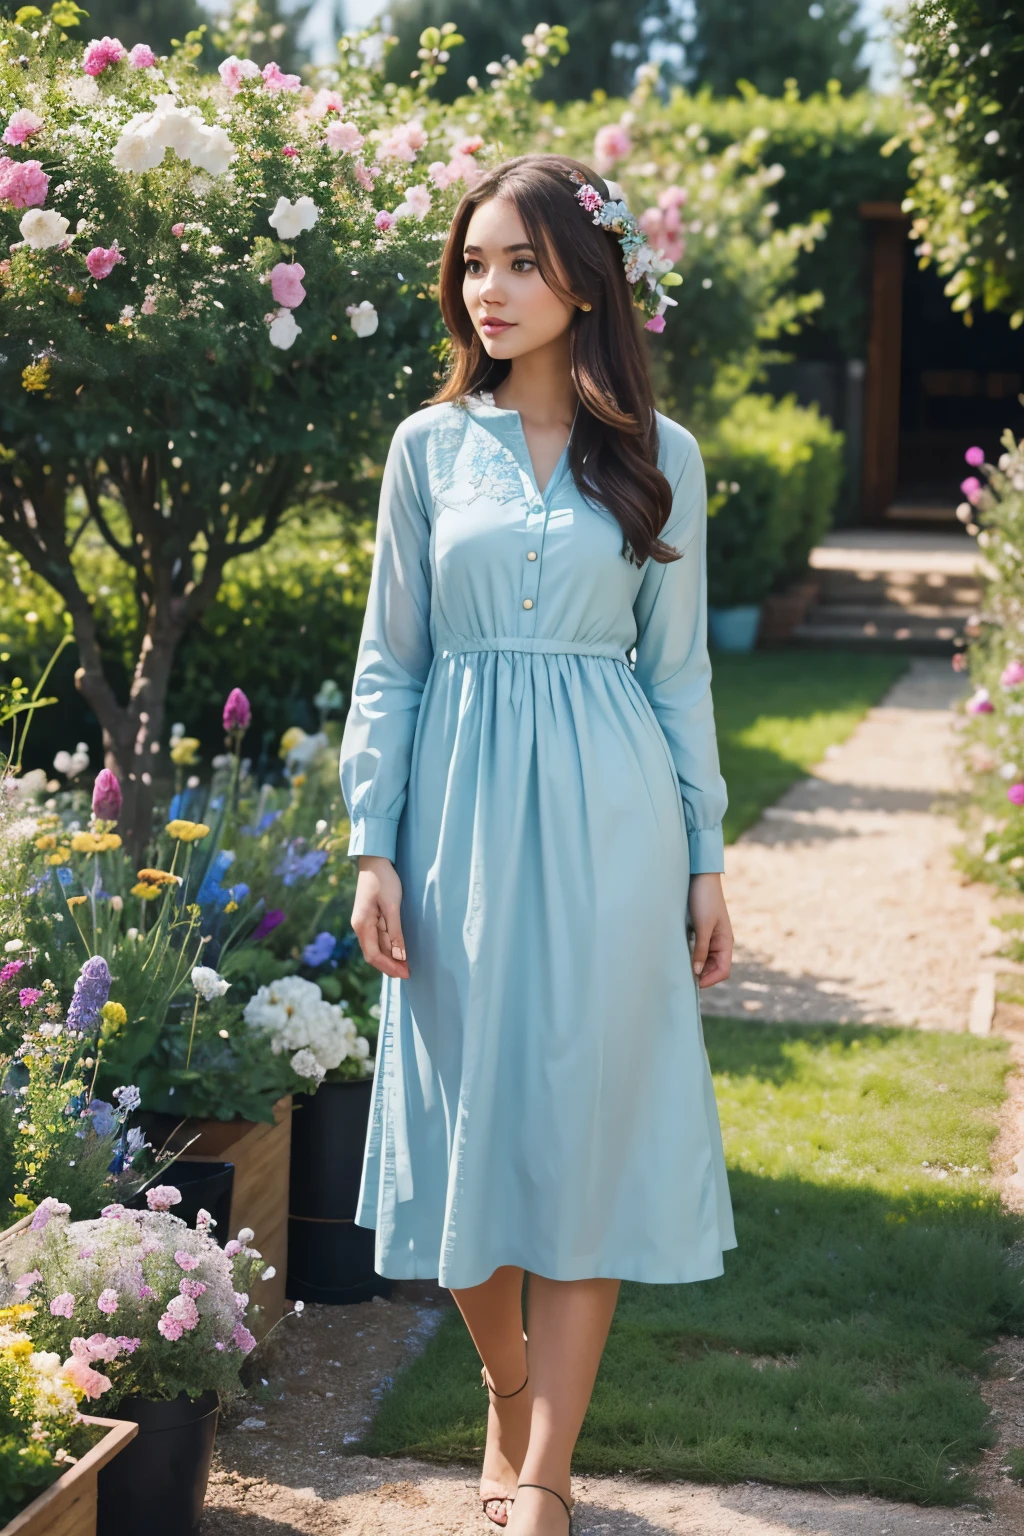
[435,636,630,664]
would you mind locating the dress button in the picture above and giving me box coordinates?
[522,598,534,610]
[526,550,538,561]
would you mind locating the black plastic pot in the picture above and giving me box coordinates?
[287,1079,391,1304]
[96,1390,219,1536]
[128,1161,234,1247]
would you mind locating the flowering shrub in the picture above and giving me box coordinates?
[1,1196,274,1410]
[0,1299,98,1522]
[244,974,370,1085]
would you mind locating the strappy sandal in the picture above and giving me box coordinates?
[480,1368,529,1528]
[517,1482,575,1532]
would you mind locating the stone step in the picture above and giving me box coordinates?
[814,569,983,610]
[793,609,963,654]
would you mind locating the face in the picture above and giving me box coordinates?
[461,195,576,361]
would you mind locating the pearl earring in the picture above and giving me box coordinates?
[580,302,592,312]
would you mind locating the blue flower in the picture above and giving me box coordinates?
[275,844,328,886]
[55,868,73,889]
[88,1099,118,1138]
[302,931,337,968]
[66,955,111,1034]
[197,849,237,912]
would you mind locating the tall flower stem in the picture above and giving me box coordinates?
[185,994,201,1069]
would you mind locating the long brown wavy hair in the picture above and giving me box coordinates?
[431,154,678,565]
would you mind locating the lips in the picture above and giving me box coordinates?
[480,317,512,333]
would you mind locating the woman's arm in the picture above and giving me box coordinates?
[632,431,732,988]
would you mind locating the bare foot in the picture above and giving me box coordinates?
[506,1483,573,1535]
[479,1376,532,1527]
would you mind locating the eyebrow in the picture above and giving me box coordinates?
[463,242,535,254]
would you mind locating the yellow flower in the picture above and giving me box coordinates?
[66,896,87,909]
[33,834,56,851]
[165,820,210,843]
[224,900,238,913]
[70,831,101,853]
[46,850,70,866]
[96,833,122,852]
[130,882,161,901]
[279,726,305,758]
[169,736,200,766]
[135,868,180,887]
[21,360,49,393]
[100,1001,127,1028]
[291,773,307,789]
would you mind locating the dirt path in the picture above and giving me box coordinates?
[202,656,1024,1535]
[702,658,995,1031]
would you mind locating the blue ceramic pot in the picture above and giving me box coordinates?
[708,604,762,653]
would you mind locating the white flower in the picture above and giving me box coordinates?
[19,209,70,250]
[290,1048,326,1084]
[237,1227,255,1243]
[346,301,378,338]
[192,966,230,1002]
[53,746,89,778]
[4,940,24,953]
[244,975,363,1073]
[68,75,100,104]
[293,1299,305,1313]
[267,308,301,350]
[112,115,166,174]
[261,1266,277,1281]
[403,184,432,220]
[285,729,328,769]
[190,123,234,176]
[268,195,319,240]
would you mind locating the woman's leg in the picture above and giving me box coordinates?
[509,1275,621,1534]
[450,1265,530,1525]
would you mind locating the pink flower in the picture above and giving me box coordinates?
[253,908,285,941]
[593,122,631,170]
[965,445,985,467]
[19,987,42,1009]
[967,688,994,715]
[325,120,364,155]
[92,768,122,821]
[86,243,124,281]
[374,209,394,232]
[282,145,299,158]
[100,1203,127,1219]
[456,135,484,155]
[157,1312,184,1341]
[96,1288,119,1315]
[445,152,482,189]
[224,1240,242,1257]
[78,1247,96,1258]
[223,687,252,732]
[308,89,344,118]
[952,652,968,672]
[15,1270,41,1290]
[961,476,983,505]
[0,158,48,209]
[62,1354,111,1399]
[270,261,306,308]
[137,1285,156,1300]
[576,183,603,215]
[32,1197,70,1231]
[1007,784,1024,807]
[82,36,127,76]
[404,184,432,220]
[171,223,185,237]
[233,1291,249,1311]
[146,1185,182,1212]
[638,203,684,265]
[128,43,157,68]
[262,61,301,93]
[115,1336,140,1352]
[167,1293,200,1330]
[82,1332,122,1361]
[174,1249,199,1271]
[428,160,454,190]
[3,110,43,147]
[215,1340,226,1351]
[218,55,261,93]
[0,961,23,987]
[1002,661,1024,688]
[352,160,376,192]
[141,294,157,315]
[232,1322,257,1353]
[179,1277,207,1299]
[377,121,426,164]
[645,314,667,334]
[50,1292,75,1318]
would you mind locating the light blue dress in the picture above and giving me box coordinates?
[340,391,736,1289]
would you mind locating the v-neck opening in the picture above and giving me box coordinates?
[472,389,575,504]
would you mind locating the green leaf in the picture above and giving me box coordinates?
[661,272,683,288]
[14,6,44,23]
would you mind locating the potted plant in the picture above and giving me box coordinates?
[0,1295,137,1535]
[0,1190,284,1536]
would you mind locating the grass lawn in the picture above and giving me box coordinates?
[359,1021,1024,1504]
[712,650,907,843]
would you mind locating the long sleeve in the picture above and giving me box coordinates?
[632,431,727,874]
[340,420,433,861]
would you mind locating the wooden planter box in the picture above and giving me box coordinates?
[1,1416,137,1536]
[160,1095,293,1334]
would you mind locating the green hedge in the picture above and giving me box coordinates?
[704,392,844,608]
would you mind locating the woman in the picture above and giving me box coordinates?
[340,153,736,1536]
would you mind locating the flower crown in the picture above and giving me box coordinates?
[568,169,681,333]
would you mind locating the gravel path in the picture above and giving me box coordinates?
[702,658,995,1031]
[202,655,1024,1535]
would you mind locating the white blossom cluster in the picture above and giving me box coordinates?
[112,95,234,177]
[243,975,371,1085]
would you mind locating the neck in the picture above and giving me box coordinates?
[495,334,577,428]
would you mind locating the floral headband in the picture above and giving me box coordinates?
[568,169,681,333]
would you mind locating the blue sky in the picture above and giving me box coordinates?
[299,0,899,88]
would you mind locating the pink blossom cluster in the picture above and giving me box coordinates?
[0,157,48,209]
[263,61,302,92]
[32,1197,71,1232]
[174,1249,200,1271]
[19,987,42,1009]
[307,89,344,119]
[325,120,364,155]
[2,110,43,147]
[63,1333,131,1398]
[86,243,124,281]
[233,1322,257,1353]
[217,56,300,94]
[82,36,127,76]
[961,476,983,505]
[1002,661,1024,689]
[428,151,483,191]
[146,1185,182,1212]
[593,121,631,172]
[128,43,157,68]
[376,120,427,164]
[0,960,24,986]
[97,1288,119,1315]
[638,185,688,266]
[270,262,305,309]
[966,688,994,716]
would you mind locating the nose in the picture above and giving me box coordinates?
[479,265,505,307]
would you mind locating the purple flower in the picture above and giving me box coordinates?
[97,1288,119,1315]
[92,769,122,822]
[89,1101,118,1138]
[137,1285,156,1300]
[1008,784,1024,807]
[50,1292,75,1318]
[100,1203,127,1219]
[965,445,985,468]
[66,955,112,1034]
[253,908,285,942]
[1002,661,1024,689]
[222,688,252,733]
[179,1277,207,1299]
[232,1322,257,1353]
[961,476,983,505]
[115,1335,141,1352]
[19,987,42,1009]
[0,960,24,987]
[31,1197,70,1231]
[967,688,994,716]
[275,845,328,886]
[174,1249,200,1271]
[302,931,336,967]
[113,1084,140,1113]
[15,1270,41,1290]
[157,1313,184,1341]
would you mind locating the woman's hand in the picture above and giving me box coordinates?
[689,873,733,989]
[351,856,410,979]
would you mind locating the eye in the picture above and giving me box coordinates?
[464,258,484,276]
[511,257,536,273]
